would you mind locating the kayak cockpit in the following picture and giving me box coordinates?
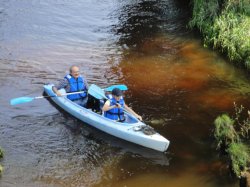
[58,88,139,124]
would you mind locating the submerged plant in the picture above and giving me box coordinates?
[214,114,239,149]
[227,142,250,177]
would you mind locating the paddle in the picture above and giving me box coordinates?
[104,84,128,92]
[10,91,86,105]
[88,84,108,100]
[10,84,128,106]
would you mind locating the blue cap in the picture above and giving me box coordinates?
[112,88,122,96]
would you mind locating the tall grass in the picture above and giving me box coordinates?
[214,114,238,149]
[189,0,250,69]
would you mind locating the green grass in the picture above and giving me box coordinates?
[227,142,250,177]
[189,0,250,69]
[214,114,239,149]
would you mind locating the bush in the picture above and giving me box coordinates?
[189,0,250,69]
[213,104,250,178]
[214,114,239,149]
[227,142,250,177]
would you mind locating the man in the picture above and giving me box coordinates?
[102,88,142,121]
[52,65,89,107]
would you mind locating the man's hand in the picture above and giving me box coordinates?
[52,86,62,97]
[56,91,62,97]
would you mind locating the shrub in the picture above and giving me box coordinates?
[227,142,250,177]
[214,114,239,149]
[189,0,250,69]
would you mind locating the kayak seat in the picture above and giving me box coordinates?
[86,94,101,113]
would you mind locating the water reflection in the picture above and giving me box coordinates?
[111,0,190,50]
[0,0,248,187]
[20,98,169,187]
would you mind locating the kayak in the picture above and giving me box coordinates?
[43,84,170,152]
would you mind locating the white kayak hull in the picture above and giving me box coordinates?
[44,84,170,152]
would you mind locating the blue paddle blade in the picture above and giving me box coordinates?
[88,84,107,100]
[10,97,34,105]
[104,84,128,92]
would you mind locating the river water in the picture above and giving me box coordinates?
[1,0,250,187]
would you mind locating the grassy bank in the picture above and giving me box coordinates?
[189,0,250,68]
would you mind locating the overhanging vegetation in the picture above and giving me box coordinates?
[189,0,250,68]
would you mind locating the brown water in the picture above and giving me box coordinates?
[1,0,250,187]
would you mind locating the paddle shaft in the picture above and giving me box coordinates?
[37,90,86,99]
[11,84,127,106]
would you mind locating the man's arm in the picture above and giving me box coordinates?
[52,79,68,96]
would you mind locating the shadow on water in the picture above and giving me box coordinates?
[24,94,171,187]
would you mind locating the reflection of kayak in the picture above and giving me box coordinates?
[44,84,170,152]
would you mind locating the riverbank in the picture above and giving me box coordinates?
[189,0,250,68]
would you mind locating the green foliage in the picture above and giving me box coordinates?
[189,0,219,35]
[225,0,250,15]
[212,12,250,62]
[214,114,239,148]
[227,142,250,176]
[213,104,250,177]
[189,0,250,69]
